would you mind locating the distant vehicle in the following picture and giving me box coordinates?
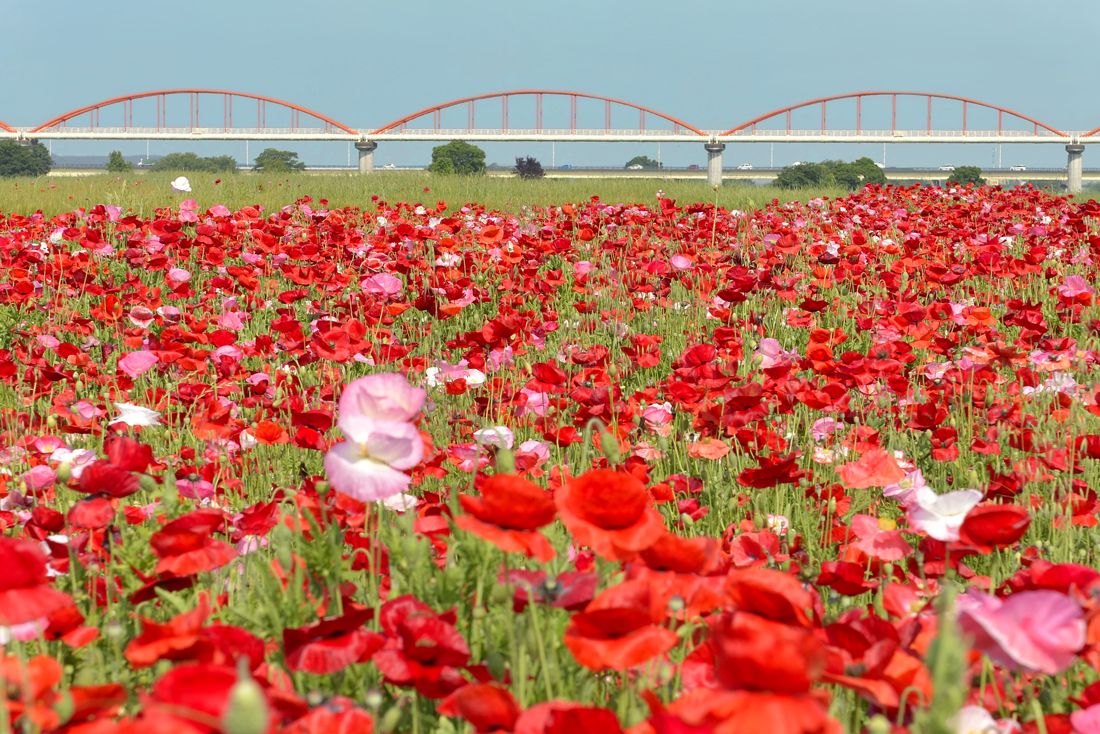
[559,164,573,170]
[627,164,644,170]
[875,162,886,169]
[791,161,804,167]
[1009,165,1027,172]
[736,163,753,170]
[381,163,397,170]
[687,164,700,171]
[938,165,956,172]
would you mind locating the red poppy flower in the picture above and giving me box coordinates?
[725,568,821,628]
[958,503,1031,552]
[284,606,384,674]
[149,509,237,577]
[126,596,213,668]
[456,474,557,561]
[439,683,520,732]
[502,569,597,613]
[835,448,906,489]
[78,460,140,498]
[372,595,471,699]
[282,697,375,734]
[563,579,678,671]
[737,452,804,489]
[556,469,665,560]
[0,537,72,625]
[816,561,878,596]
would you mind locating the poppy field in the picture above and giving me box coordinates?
[1,180,1100,734]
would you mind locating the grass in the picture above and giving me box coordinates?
[0,171,848,217]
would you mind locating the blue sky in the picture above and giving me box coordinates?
[5,1,1098,168]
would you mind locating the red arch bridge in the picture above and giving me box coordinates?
[1,89,1097,190]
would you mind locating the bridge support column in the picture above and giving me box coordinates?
[704,142,725,187]
[1066,143,1085,194]
[355,140,378,174]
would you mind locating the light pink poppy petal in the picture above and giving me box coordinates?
[338,373,426,424]
[361,424,424,471]
[324,442,411,502]
[119,351,159,379]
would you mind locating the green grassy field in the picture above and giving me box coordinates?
[0,172,849,216]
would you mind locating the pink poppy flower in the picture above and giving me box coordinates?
[850,514,912,561]
[324,374,425,502]
[669,254,693,271]
[1072,705,1100,734]
[129,306,156,328]
[209,204,232,217]
[1059,275,1094,299]
[756,338,799,369]
[948,706,1017,734]
[217,311,247,331]
[360,273,403,298]
[168,268,192,283]
[957,589,1085,675]
[118,351,159,379]
[907,486,982,541]
[473,426,515,450]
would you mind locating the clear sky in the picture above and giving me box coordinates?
[5,0,1099,168]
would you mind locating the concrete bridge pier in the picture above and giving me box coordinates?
[704,142,725,187]
[1066,143,1085,194]
[355,140,378,174]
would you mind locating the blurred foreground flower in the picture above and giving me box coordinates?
[324,373,426,502]
[957,589,1085,675]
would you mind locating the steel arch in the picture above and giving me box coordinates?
[31,89,359,135]
[371,90,707,136]
[721,91,1066,137]
[1081,125,1100,137]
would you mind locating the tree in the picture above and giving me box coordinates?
[947,166,985,187]
[625,155,661,170]
[151,152,238,173]
[832,157,886,189]
[514,156,545,179]
[253,148,305,173]
[775,161,829,189]
[106,151,132,173]
[0,140,51,177]
[428,141,486,175]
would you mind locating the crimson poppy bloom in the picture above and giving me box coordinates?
[563,579,678,671]
[149,509,237,577]
[0,537,72,626]
[283,606,384,674]
[456,474,557,561]
[439,683,521,732]
[556,469,665,560]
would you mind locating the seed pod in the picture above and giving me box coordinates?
[223,659,270,734]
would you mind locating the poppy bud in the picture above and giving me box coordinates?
[364,689,384,710]
[272,525,294,572]
[315,480,330,496]
[52,690,74,726]
[827,497,837,514]
[139,474,157,494]
[494,447,515,475]
[46,414,58,428]
[598,430,621,464]
[223,659,270,734]
[74,379,83,393]
[160,474,178,512]
[485,649,507,680]
[866,715,892,734]
[56,462,72,484]
[378,705,404,733]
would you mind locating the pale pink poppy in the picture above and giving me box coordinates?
[209,204,232,218]
[948,706,1017,734]
[1059,274,1094,299]
[884,469,929,508]
[118,351,158,379]
[108,403,162,427]
[71,401,105,421]
[21,465,56,491]
[36,335,59,349]
[517,388,549,417]
[1072,705,1100,734]
[756,338,799,369]
[168,268,192,283]
[170,176,191,193]
[574,261,596,276]
[850,514,912,561]
[811,417,841,441]
[176,477,216,501]
[324,374,425,502]
[218,311,247,331]
[473,426,515,450]
[157,306,181,323]
[212,345,243,362]
[360,273,403,298]
[515,439,551,466]
[907,486,982,541]
[129,306,156,328]
[957,589,1085,675]
[105,205,122,222]
[669,254,694,271]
